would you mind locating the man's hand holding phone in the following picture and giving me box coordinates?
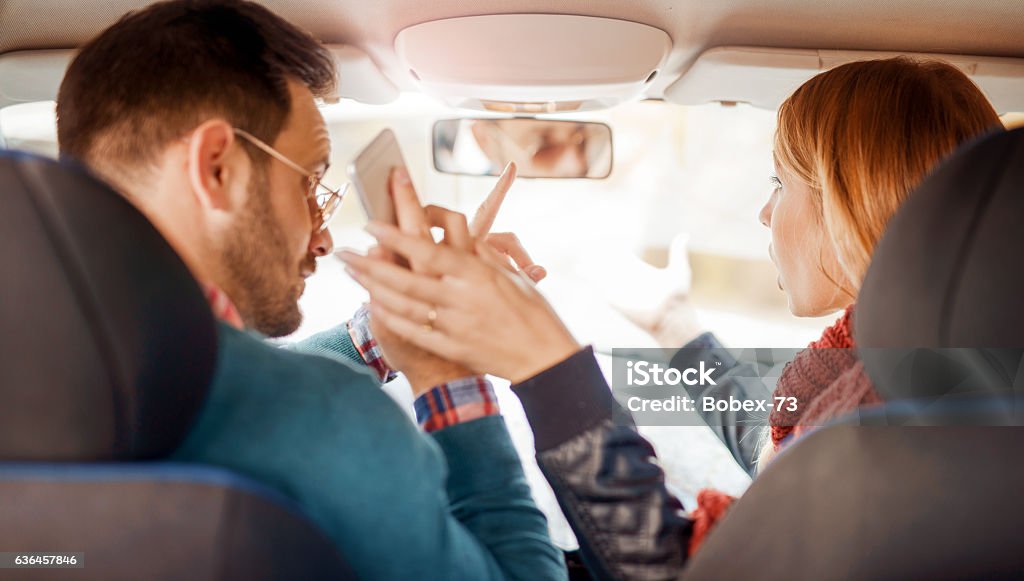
[346,129,544,284]
[347,154,544,394]
[341,162,580,384]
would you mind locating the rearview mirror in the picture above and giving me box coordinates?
[432,118,613,179]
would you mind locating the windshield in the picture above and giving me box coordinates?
[313,96,806,547]
[0,95,897,547]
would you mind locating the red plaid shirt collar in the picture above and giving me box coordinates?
[202,283,245,331]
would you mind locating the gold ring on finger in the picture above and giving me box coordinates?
[423,307,438,331]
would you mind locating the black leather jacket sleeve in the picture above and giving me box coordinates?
[512,347,694,581]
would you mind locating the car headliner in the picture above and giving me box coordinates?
[1,0,1022,102]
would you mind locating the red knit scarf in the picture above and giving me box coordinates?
[769,305,881,446]
[688,305,882,555]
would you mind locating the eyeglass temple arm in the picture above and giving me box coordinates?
[233,128,312,177]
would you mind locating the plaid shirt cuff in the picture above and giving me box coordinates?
[414,376,500,433]
[347,304,398,383]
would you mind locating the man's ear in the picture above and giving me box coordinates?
[185,120,243,212]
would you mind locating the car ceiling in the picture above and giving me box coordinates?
[1,0,1023,100]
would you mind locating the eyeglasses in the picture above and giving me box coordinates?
[233,128,346,232]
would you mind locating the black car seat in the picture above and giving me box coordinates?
[0,151,355,580]
[681,127,1024,581]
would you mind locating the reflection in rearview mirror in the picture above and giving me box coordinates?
[433,118,613,179]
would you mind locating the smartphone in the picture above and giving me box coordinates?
[346,128,409,226]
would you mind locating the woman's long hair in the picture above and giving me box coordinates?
[774,57,1002,290]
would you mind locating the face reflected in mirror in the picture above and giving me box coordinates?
[433,118,612,179]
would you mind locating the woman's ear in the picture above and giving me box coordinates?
[185,119,242,212]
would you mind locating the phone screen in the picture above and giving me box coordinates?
[346,128,409,226]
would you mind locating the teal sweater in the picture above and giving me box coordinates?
[172,322,566,580]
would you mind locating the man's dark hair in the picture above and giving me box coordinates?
[57,0,335,174]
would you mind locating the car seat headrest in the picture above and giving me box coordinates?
[0,151,217,461]
[856,127,1024,401]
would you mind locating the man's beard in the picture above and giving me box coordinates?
[220,166,315,337]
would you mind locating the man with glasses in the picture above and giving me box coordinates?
[55,1,564,579]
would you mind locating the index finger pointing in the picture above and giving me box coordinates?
[469,161,517,237]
